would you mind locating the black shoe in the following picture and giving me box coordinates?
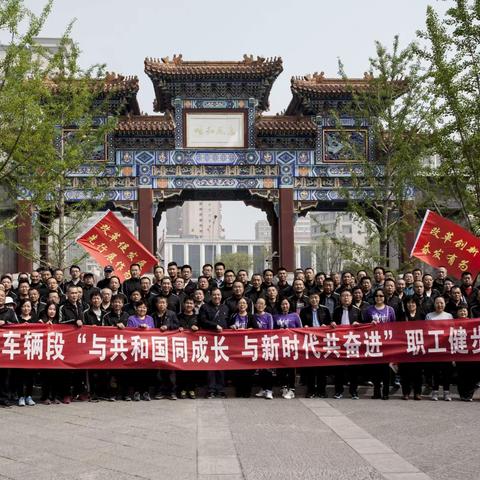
[206,392,216,399]
[372,394,382,399]
[382,395,389,400]
[218,392,227,399]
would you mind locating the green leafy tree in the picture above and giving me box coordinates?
[337,37,430,266]
[418,0,480,233]
[216,252,253,274]
[0,0,116,268]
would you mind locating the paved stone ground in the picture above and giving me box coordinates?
[0,391,478,480]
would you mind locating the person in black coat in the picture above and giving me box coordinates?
[228,298,257,398]
[300,292,331,398]
[151,296,179,399]
[177,298,199,399]
[288,279,310,314]
[319,278,340,316]
[330,290,364,399]
[198,288,230,398]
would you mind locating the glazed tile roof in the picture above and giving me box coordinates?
[144,55,283,78]
[116,115,174,134]
[291,73,374,96]
[256,116,316,135]
[145,55,283,112]
[102,72,139,95]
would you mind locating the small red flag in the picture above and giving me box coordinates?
[410,210,480,279]
[76,210,158,281]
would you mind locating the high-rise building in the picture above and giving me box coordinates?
[166,202,224,239]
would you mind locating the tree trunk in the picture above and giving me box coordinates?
[57,190,66,270]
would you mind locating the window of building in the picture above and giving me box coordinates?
[342,225,352,235]
[237,245,248,254]
[300,246,312,269]
[253,245,264,273]
[204,245,216,265]
[172,245,184,265]
[188,244,201,276]
[221,245,233,256]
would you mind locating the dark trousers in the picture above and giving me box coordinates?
[232,370,252,397]
[177,371,196,392]
[432,362,452,391]
[41,370,60,400]
[399,363,423,396]
[372,364,391,397]
[278,368,296,390]
[333,366,359,396]
[13,369,34,398]
[207,370,225,394]
[259,369,274,391]
[456,362,477,399]
[305,367,327,396]
[130,370,154,394]
[159,369,176,395]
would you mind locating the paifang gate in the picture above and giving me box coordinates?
[16,55,387,272]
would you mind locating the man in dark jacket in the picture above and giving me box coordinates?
[288,279,310,314]
[122,263,142,299]
[224,281,253,315]
[319,278,340,315]
[300,292,331,398]
[153,277,181,314]
[198,288,229,398]
[331,290,364,399]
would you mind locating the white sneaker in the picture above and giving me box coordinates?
[284,389,295,400]
[25,396,35,406]
[431,390,439,401]
[255,389,266,398]
[281,387,288,398]
[265,390,273,400]
[444,391,452,402]
[18,397,26,407]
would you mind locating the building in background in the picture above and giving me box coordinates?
[166,202,224,239]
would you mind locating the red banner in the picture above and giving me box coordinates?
[1,321,480,370]
[76,210,158,281]
[410,210,480,279]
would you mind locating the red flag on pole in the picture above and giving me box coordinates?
[410,210,480,279]
[76,210,158,281]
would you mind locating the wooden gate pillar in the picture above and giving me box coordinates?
[138,188,154,255]
[278,189,295,271]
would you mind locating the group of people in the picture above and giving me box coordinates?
[0,261,478,406]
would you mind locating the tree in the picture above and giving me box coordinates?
[216,252,253,273]
[337,37,430,266]
[418,0,480,233]
[0,0,115,268]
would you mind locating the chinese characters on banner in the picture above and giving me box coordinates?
[410,210,480,279]
[1,320,480,370]
[76,210,158,281]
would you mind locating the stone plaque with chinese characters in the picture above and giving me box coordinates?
[185,112,245,148]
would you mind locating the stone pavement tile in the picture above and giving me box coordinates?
[383,474,432,480]
[384,472,432,480]
[198,475,244,480]
[198,438,236,457]
[361,453,420,474]
[308,406,344,417]
[198,455,242,475]
[345,437,395,454]
[319,416,373,439]
[198,427,233,441]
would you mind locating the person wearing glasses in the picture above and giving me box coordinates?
[364,288,396,399]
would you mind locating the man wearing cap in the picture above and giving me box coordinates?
[97,265,115,290]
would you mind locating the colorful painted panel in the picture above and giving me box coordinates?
[323,129,368,163]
